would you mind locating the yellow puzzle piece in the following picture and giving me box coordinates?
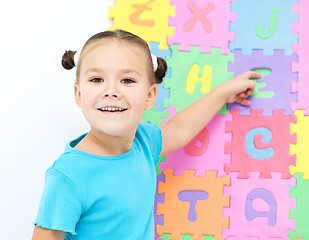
[109,0,175,49]
[290,110,309,179]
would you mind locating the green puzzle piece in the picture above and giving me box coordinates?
[289,173,309,239]
[160,233,214,240]
[163,45,234,115]
[142,105,169,127]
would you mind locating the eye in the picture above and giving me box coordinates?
[121,78,135,84]
[90,77,103,83]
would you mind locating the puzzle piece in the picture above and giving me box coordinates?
[224,110,296,179]
[290,110,309,179]
[157,170,229,240]
[230,0,298,55]
[155,173,165,239]
[149,41,172,112]
[291,50,309,115]
[227,50,298,116]
[160,107,232,178]
[109,0,175,49]
[289,173,309,240]
[292,0,309,54]
[223,172,296,239]
[164,45,234,114]
[142,106,169,127]
[167,0,235,54]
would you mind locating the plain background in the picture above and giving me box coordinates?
[0,0,113,238]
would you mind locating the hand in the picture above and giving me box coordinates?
[224,71,261,106]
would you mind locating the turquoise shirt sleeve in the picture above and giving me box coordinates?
[33,168,85,235]
[139,122,163,166]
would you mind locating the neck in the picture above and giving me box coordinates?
[75,128,136,156]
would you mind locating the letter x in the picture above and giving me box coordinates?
[184,1,214,33]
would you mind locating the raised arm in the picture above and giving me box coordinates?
[159,71,261,156]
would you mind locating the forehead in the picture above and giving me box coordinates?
[81,39,148,71]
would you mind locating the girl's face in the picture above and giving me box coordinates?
[74,39,157,138]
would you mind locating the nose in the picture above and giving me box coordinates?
[104,92,118,98]
[103,82,119,98]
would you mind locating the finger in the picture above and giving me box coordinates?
[237,98,251,106]
[239,89,252,98]
[246,71,262,79]
[239,92,246,98]
[247,81,256,93]
[246,89,253,96]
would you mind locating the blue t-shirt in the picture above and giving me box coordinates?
[34,122,162,240]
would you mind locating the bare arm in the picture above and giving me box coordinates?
[32,226,66,240]
[159,71,261,156]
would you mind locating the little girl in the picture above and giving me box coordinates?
[32,29,260,240]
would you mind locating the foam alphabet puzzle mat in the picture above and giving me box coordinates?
[108,0,309,239]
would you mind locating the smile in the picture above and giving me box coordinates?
[98,107,128,112]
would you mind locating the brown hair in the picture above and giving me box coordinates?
[61,29,167,84]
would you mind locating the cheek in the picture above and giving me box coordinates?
[80,89,98,108]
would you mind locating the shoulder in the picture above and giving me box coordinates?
[46,139,87,181]
[136,121,162,138]
[135,122,163,163]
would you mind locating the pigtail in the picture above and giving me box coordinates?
[61,50,77,70]
[154,57,167,84]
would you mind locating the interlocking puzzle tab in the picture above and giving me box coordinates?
[290,110,309,179]
[155,173,165,239]
[157,170,230,240]
[291,50,309,115]
[224,110,296,179]
[168,0,235,54]
[292,0,309,54]
[160,108,232,178]
[289,174,309,239]
[223,172,296,239]
[109,0,175,49]
[164,45,233,114]
[149,42,172,112]
[229,0,298,55]
[227,50,298,116]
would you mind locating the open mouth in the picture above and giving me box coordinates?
[98,107,128,112]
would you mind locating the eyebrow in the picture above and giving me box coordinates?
[84,68,141,76]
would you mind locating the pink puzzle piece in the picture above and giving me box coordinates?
[292,0,309,54]
[160,106,232,177]
[223,172,296,239]
[167,0,235,54]
[291,50,309,115]
[224,110,296,179]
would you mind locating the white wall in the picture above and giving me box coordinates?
[0,1,113,238]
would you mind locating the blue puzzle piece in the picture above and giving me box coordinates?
[230,0,298,55]
[149,42,171,112]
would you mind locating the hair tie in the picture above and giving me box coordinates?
[74,50,80,65]
[151,54,158,72]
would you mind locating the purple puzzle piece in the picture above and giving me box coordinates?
[154,173,165,238]
[227,50,298,116]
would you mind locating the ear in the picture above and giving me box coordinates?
[145,84,157,110]
[74,83,82,108]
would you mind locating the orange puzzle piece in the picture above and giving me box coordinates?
[157,169,230,240]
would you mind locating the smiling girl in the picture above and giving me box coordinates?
[32,29,260,240]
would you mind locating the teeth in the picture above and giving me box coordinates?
[100,107,126,112]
